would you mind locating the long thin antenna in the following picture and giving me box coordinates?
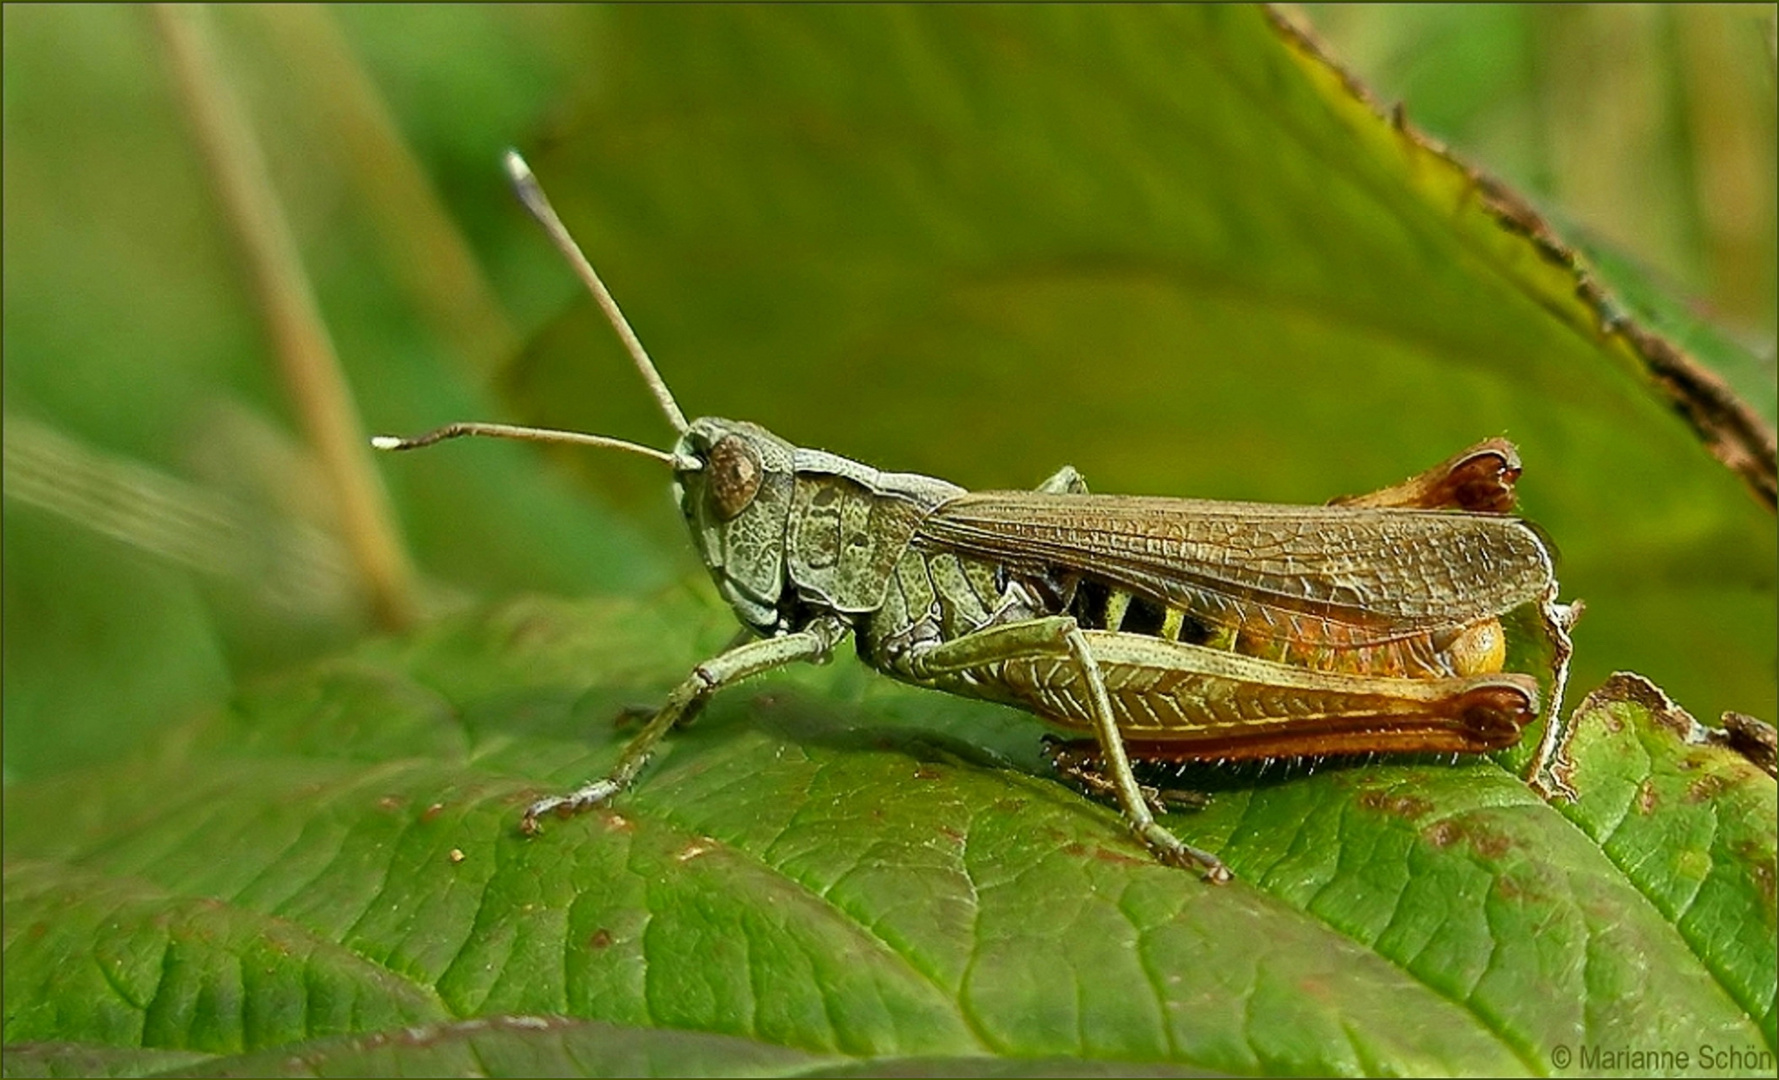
[503,150,690,435]
[372,422,694,469]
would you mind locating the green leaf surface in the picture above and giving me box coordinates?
[0,1044,212,1080]
[6,595,1774,1076]
[3,1022,1220,1079]
[167,1017,844,1079]
[2,4,671,779]
[1554,674,1779,1048]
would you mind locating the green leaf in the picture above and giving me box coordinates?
[1,4,671,781]
[1554,674,1779,1047]
[6,596,1774,1075]
[116,1017,844,1079]
[0,1044,212,1080]
[3,1021,1219,1079]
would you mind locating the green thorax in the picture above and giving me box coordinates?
[672,417,962,633]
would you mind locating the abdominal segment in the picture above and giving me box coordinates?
[1065,577,1507,680]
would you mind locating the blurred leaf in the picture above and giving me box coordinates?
[1304,5,1779,339]
[4,595,1772,1075]
[2,509,231,779]
[1571,236,1777,430]
[1,5,669,781]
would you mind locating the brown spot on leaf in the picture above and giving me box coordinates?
[1686,773,1730,804]
[677,838,717,862]
[1579,675,1699,740]
[1470,829,1512,860]
[1734,841,1775,909]
[1636,780,1659,815]
[1357,790,1434,819]
[1421,817,1512,860]
[587,928,613,950]
[421,802,445,823]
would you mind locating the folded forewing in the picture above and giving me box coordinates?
[919,492,1551,642]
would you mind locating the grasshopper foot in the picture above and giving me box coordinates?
[1138,821,1231,884]
[519,778,623,836]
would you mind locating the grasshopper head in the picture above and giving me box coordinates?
[387,155,807,633]
[672,417,797,631]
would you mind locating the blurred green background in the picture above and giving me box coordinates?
[5,4,1775,784]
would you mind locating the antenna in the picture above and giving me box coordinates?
[371,422,695,470]
[503,150,689,435]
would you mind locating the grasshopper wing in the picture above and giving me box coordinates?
[919,493,1553,646]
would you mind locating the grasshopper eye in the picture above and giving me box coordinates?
[707,435,763,520]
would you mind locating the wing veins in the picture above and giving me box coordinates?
[920,493,1547,629]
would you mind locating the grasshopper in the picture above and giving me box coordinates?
[376,152,1580,882]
